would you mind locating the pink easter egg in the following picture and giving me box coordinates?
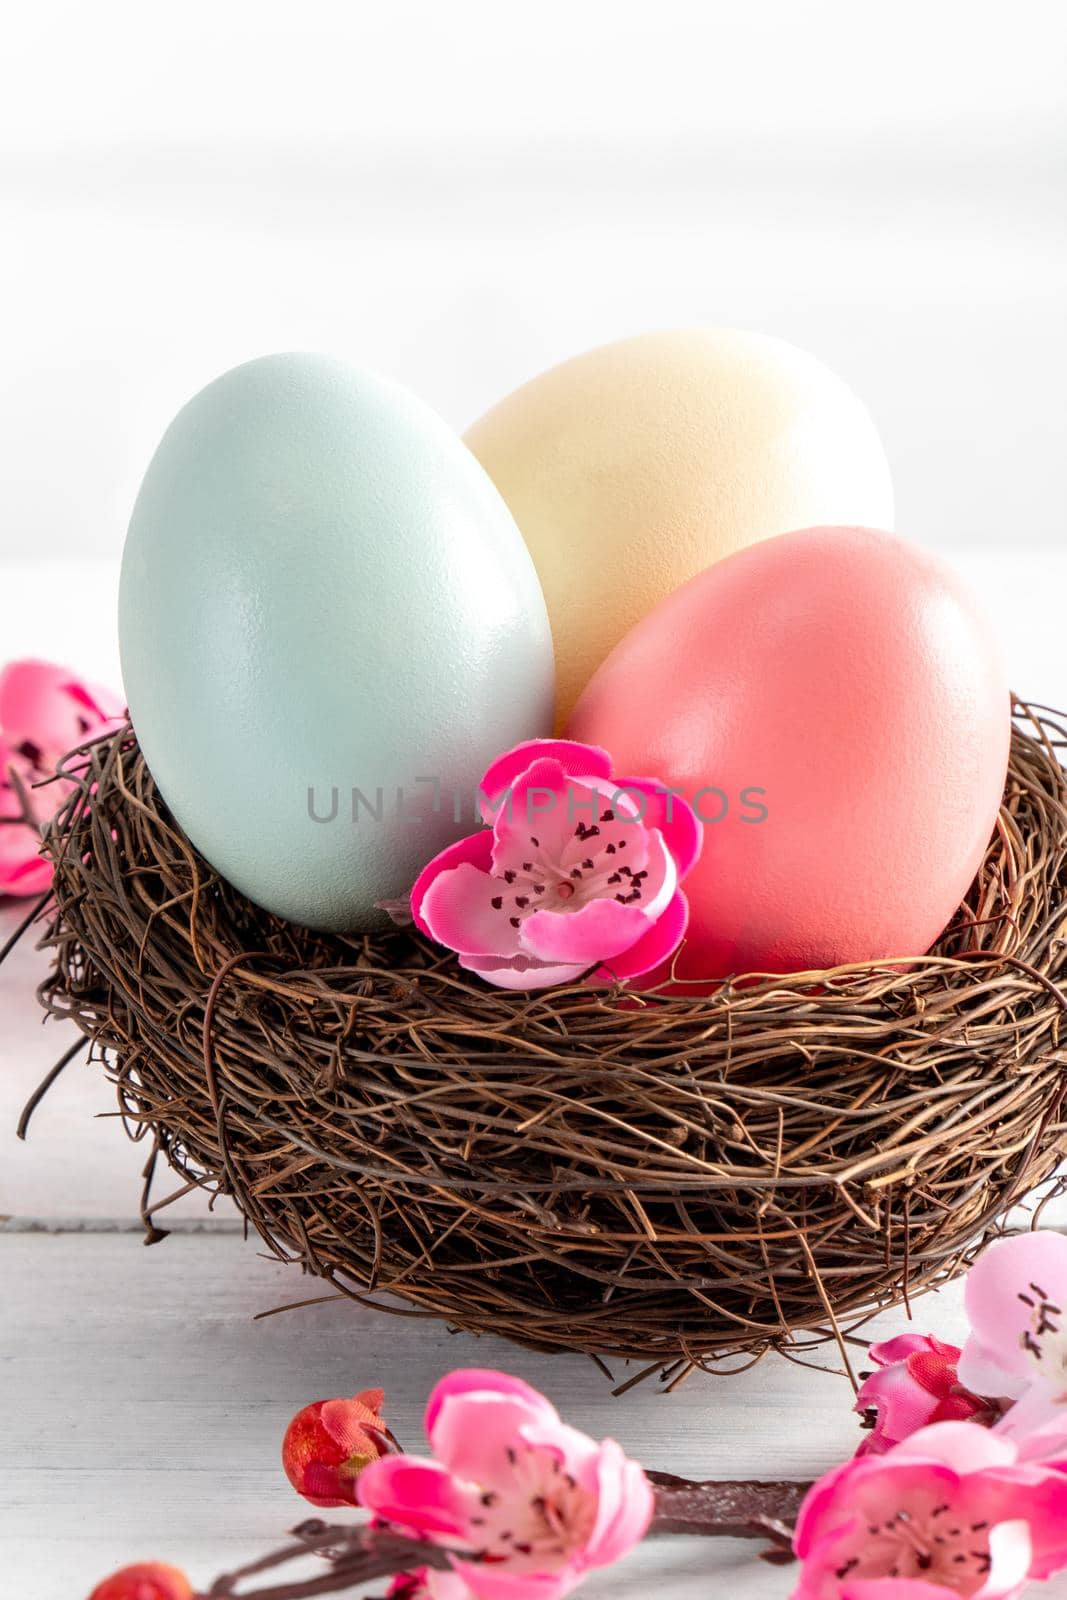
[566,526,1011,982]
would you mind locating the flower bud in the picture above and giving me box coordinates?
[282,1387,394,1507]
[88,1563,192,1600]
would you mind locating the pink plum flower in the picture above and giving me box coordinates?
[357,1367,654,1600]
[408,740,701,990]
[855,1335,990,1457]
[0,739,53,897]
[959,1231,1067,1463]
[0,658,123,897]
[792,1421,1067,1599]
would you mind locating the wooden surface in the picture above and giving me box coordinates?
[3,550,1067,1599]
[0,1228,874,1599]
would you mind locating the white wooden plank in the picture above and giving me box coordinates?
[14,1229,1067,1600]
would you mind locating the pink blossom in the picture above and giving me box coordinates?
[0,739,53,897]
[792,1421,1067,1599]
[959,1231,1067,1463]
[855,1335,989,1457]
[357,1368,654,1600]
[409,740,701,990]
[0,658,123,898]
[389,1573,473,1600]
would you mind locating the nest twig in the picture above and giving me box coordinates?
[23,700,1067,1374]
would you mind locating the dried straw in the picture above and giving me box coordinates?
[28,700,1067,1374]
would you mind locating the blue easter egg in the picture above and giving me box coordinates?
[119,353,555,929]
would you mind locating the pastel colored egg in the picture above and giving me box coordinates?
[566,526,1010,981]
[466,329,893,726]
[120,353,555,931]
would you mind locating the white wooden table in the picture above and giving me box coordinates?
[3,551,1067,1600]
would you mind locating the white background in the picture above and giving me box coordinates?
[2,0,1065,566]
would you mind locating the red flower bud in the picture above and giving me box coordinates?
[88,1563,192,1600]
[282,1387,395,1507]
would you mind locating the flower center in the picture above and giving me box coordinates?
[466,1443,597,1574]
[1018,1278,1067,1377]
[836,1502,993,1594]
[489,811,651,929]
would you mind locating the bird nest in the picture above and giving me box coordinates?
[20,700,1067,1381]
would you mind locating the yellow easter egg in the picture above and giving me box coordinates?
[465,329,894,726]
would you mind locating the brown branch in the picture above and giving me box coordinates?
[203,1524,456,1599]
[199,1477,811,1596]
[16,1033,89,1139]
[648,1471,809,1563]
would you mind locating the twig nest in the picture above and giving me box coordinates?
[37,702,1067,1374]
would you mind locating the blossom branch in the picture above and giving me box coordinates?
[647,1471,808,1561]
[85,1232,1067,1600]
[200,1476,811,1599]
[203,1523,457,1598]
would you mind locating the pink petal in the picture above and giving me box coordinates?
[840,1584,983,1600]
[0,659,73,745]
[425,1371,556,1440]
[430,1390,560,1483]
[895,1422,1018,1472]
[995,1379,1067,1458]
[63,676,125,724]
[356,1457,471,1542]
[388,1572,466,1600]
[963,1232,1067,1386]
[796,1457,958,1560]
[1006,1469,1067,1579]
[520,899,649,965]
[587,891,689,984]
[638,831,679,921]
[0,858,52,897]
[584,1442,654,1569]
[410,831,494,938]
[423,1575,476,1600]
[957,1337,1029,1404]
[0,817,51,896]
[446,1559,573,1600]
[516,1418,600,1485]
[457,952,588,991]
[0,658,118,761]
[868,1335,957,1367]
[853,1362,941,1456]
[840,1584,962,1600]
[490,759,591,869]
[792,1459,858,1558]
[420,862,524,958]
[479,741,612,823]
[612,777,702,879]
